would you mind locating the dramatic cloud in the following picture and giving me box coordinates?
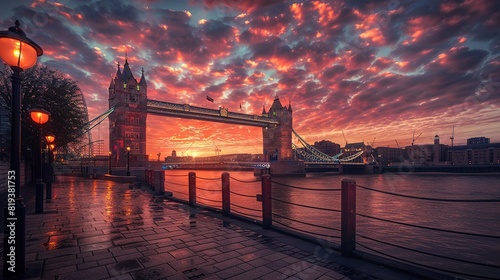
[1,0,499,157]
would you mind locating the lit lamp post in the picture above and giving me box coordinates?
[0,19,43,277]
[29,108,50,214]
[126,146,131,176]
[108,151,112,175]
[45,135,55,200]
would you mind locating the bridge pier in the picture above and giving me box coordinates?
[269,161,306,177]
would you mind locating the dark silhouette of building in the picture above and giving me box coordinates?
[467,137,490,146]
[108,59,148,167]
[313,140,340,156]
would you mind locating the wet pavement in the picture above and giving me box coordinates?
[1,176,420,280]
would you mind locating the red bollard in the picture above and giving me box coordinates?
[261,174,272,229]
[341,178,356,257]
[222,172,230,215]
[189,172,196,207]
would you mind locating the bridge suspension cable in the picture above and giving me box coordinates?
[292,129,364,163]
[58,107,115,151]
[292,129,343,162]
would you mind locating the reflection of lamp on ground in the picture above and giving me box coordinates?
[108,151,112,175]
[29,108,50,214]
[0,19,43,277]
[126,146,131,176]
[45,135,55,200]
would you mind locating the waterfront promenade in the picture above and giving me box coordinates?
[1,176,420,280]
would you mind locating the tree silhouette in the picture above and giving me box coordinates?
[0,64,88,158]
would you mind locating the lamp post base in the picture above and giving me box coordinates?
[46,182,52,202]
[35,180,44,213]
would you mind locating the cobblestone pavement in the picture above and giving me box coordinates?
[1,176,421,280]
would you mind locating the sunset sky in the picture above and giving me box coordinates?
[1,0,499,158]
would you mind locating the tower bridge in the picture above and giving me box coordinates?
[107,59,365,176]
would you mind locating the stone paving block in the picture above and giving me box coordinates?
[213,257,245,270]
[37,246,81,260]
[227,265,274,280]
[110,247,139,256]
[199,248,222,257]
[107,258,144,276]
[169,255,207,271]
[130,263,178,280]
[41,264,78,279]
[84,251,114,262]
[112,236,145,246]
[78,233,123,245]
[45,257,84,270]
[115,251,144,262]
[216,266,245,279]
[97,257,117,266]
[155,245,178,254]
[80,241,114,252]
[264,259,290,271]
[169,247,197,260]
[77,260,98,270]
[211,250,242,263]
[137,252,175,268]
[57,265,110,280]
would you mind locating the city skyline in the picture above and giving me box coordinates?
[1,0,499,157]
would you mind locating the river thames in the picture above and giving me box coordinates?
[163,170,500,279]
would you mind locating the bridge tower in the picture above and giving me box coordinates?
[262,97,305,176]
[108,59,148,167]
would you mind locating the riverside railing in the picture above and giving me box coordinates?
[161,171,500,279]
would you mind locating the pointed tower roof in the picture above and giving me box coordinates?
[262,105,267,115]
[288,100,292,112]
[115,62,122,79]
[108,78,114,89]
[139,68,147,86]
[121,58,135,81]
[269,96,283,111]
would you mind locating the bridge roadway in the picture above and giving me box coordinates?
[147,99,279,127]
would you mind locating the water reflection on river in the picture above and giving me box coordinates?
[163,170,500,279]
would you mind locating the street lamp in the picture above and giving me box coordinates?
[126,146,131,176]
[108,151,112,175]
[45,135,55,200]
[29,107,50,214]
[0,19,43,277]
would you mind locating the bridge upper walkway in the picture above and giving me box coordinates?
[147,99,279,127]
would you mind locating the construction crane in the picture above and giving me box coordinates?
[342,130,348,146]
[450,126,455,147]
[369,137,376,148]
[395,139,401,149]
[411,132,422,146]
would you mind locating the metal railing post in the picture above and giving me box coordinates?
[261,174,272,229]
[341,178,356,257]
[189,172,196,207]
[221,172,230,215]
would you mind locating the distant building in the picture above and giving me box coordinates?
[313,140,341,156]
[343,142,366,163]
[405,135,448,165]
[447,142,500,165]
[467,137,490,146]
[373,147,406,166]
